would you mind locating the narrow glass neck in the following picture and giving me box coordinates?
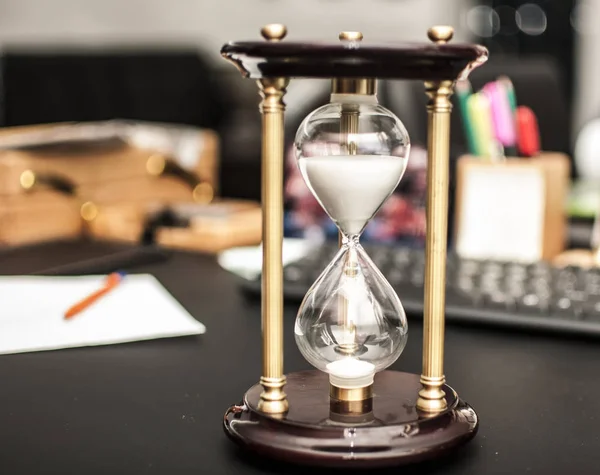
[340,233,360,247]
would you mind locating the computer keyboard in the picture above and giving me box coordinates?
[238,242,600,338]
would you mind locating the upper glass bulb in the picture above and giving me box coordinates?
[293,90,410,389]
[294,94,410,237]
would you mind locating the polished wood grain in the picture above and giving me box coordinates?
[220,41,487,80]
[224,370,478,468]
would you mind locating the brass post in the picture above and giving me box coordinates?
[417,26,455,414]
[340,104,359,156]
[338,102,359,249]
[336,31,366,245]
[331,31,369,402]
[257,24,289,415]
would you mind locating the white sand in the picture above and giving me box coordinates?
[327,358,375,389]
[298,155,407,236]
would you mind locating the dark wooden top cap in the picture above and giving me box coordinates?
[221,28,488,81]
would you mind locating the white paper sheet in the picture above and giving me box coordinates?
[0,274,205,355]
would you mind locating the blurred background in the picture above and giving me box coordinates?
[0,0,595,194]
[0,0,599,260]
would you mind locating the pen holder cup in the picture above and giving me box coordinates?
[454,152,570,263]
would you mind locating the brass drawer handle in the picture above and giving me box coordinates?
[19,169,98,221]
[20,169,77,195]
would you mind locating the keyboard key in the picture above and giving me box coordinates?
[554,270,578,292]
[506,283,526,299]
[446,288,477,308]
[519,293,548,315]
[482,291,515,311]
[482,262,503,275]
[528,262,551,276]
[480,278,502,294]
[284,264,304,283]
[393,249,412,267]
[458,260,480,276]
[410,270,424,287]
[582,298,600,322]
[550,297,581,320]
[584,272,600,287]
[371,249,391,269]
[586,281,600,295]
[565,289,587,303]
[508,263,528,279]
[387,268,407,286]
[456,275,476,292]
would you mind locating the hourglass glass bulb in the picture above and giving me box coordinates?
[293,88,410,391]
[295,90,410,237]
[294,238,408,388]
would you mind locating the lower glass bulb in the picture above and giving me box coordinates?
[294,240,408,389]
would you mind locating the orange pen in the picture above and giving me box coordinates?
[64,272,126,320]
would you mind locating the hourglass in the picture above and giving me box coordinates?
[221,25,487,467]
[294,70,410,399]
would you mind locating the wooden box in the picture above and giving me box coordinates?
[0,122,219,246]
[0,192,82,246]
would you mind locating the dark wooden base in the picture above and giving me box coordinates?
[223,370,478,468]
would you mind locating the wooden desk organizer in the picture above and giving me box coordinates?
[0,122,219,246]
[454,153,570,262]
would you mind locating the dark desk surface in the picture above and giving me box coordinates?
[0,241,599,475]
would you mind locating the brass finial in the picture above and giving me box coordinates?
[339,31,363,42]
[260,24,287,42]
[427,25,454,44]
[332,30,374,95]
